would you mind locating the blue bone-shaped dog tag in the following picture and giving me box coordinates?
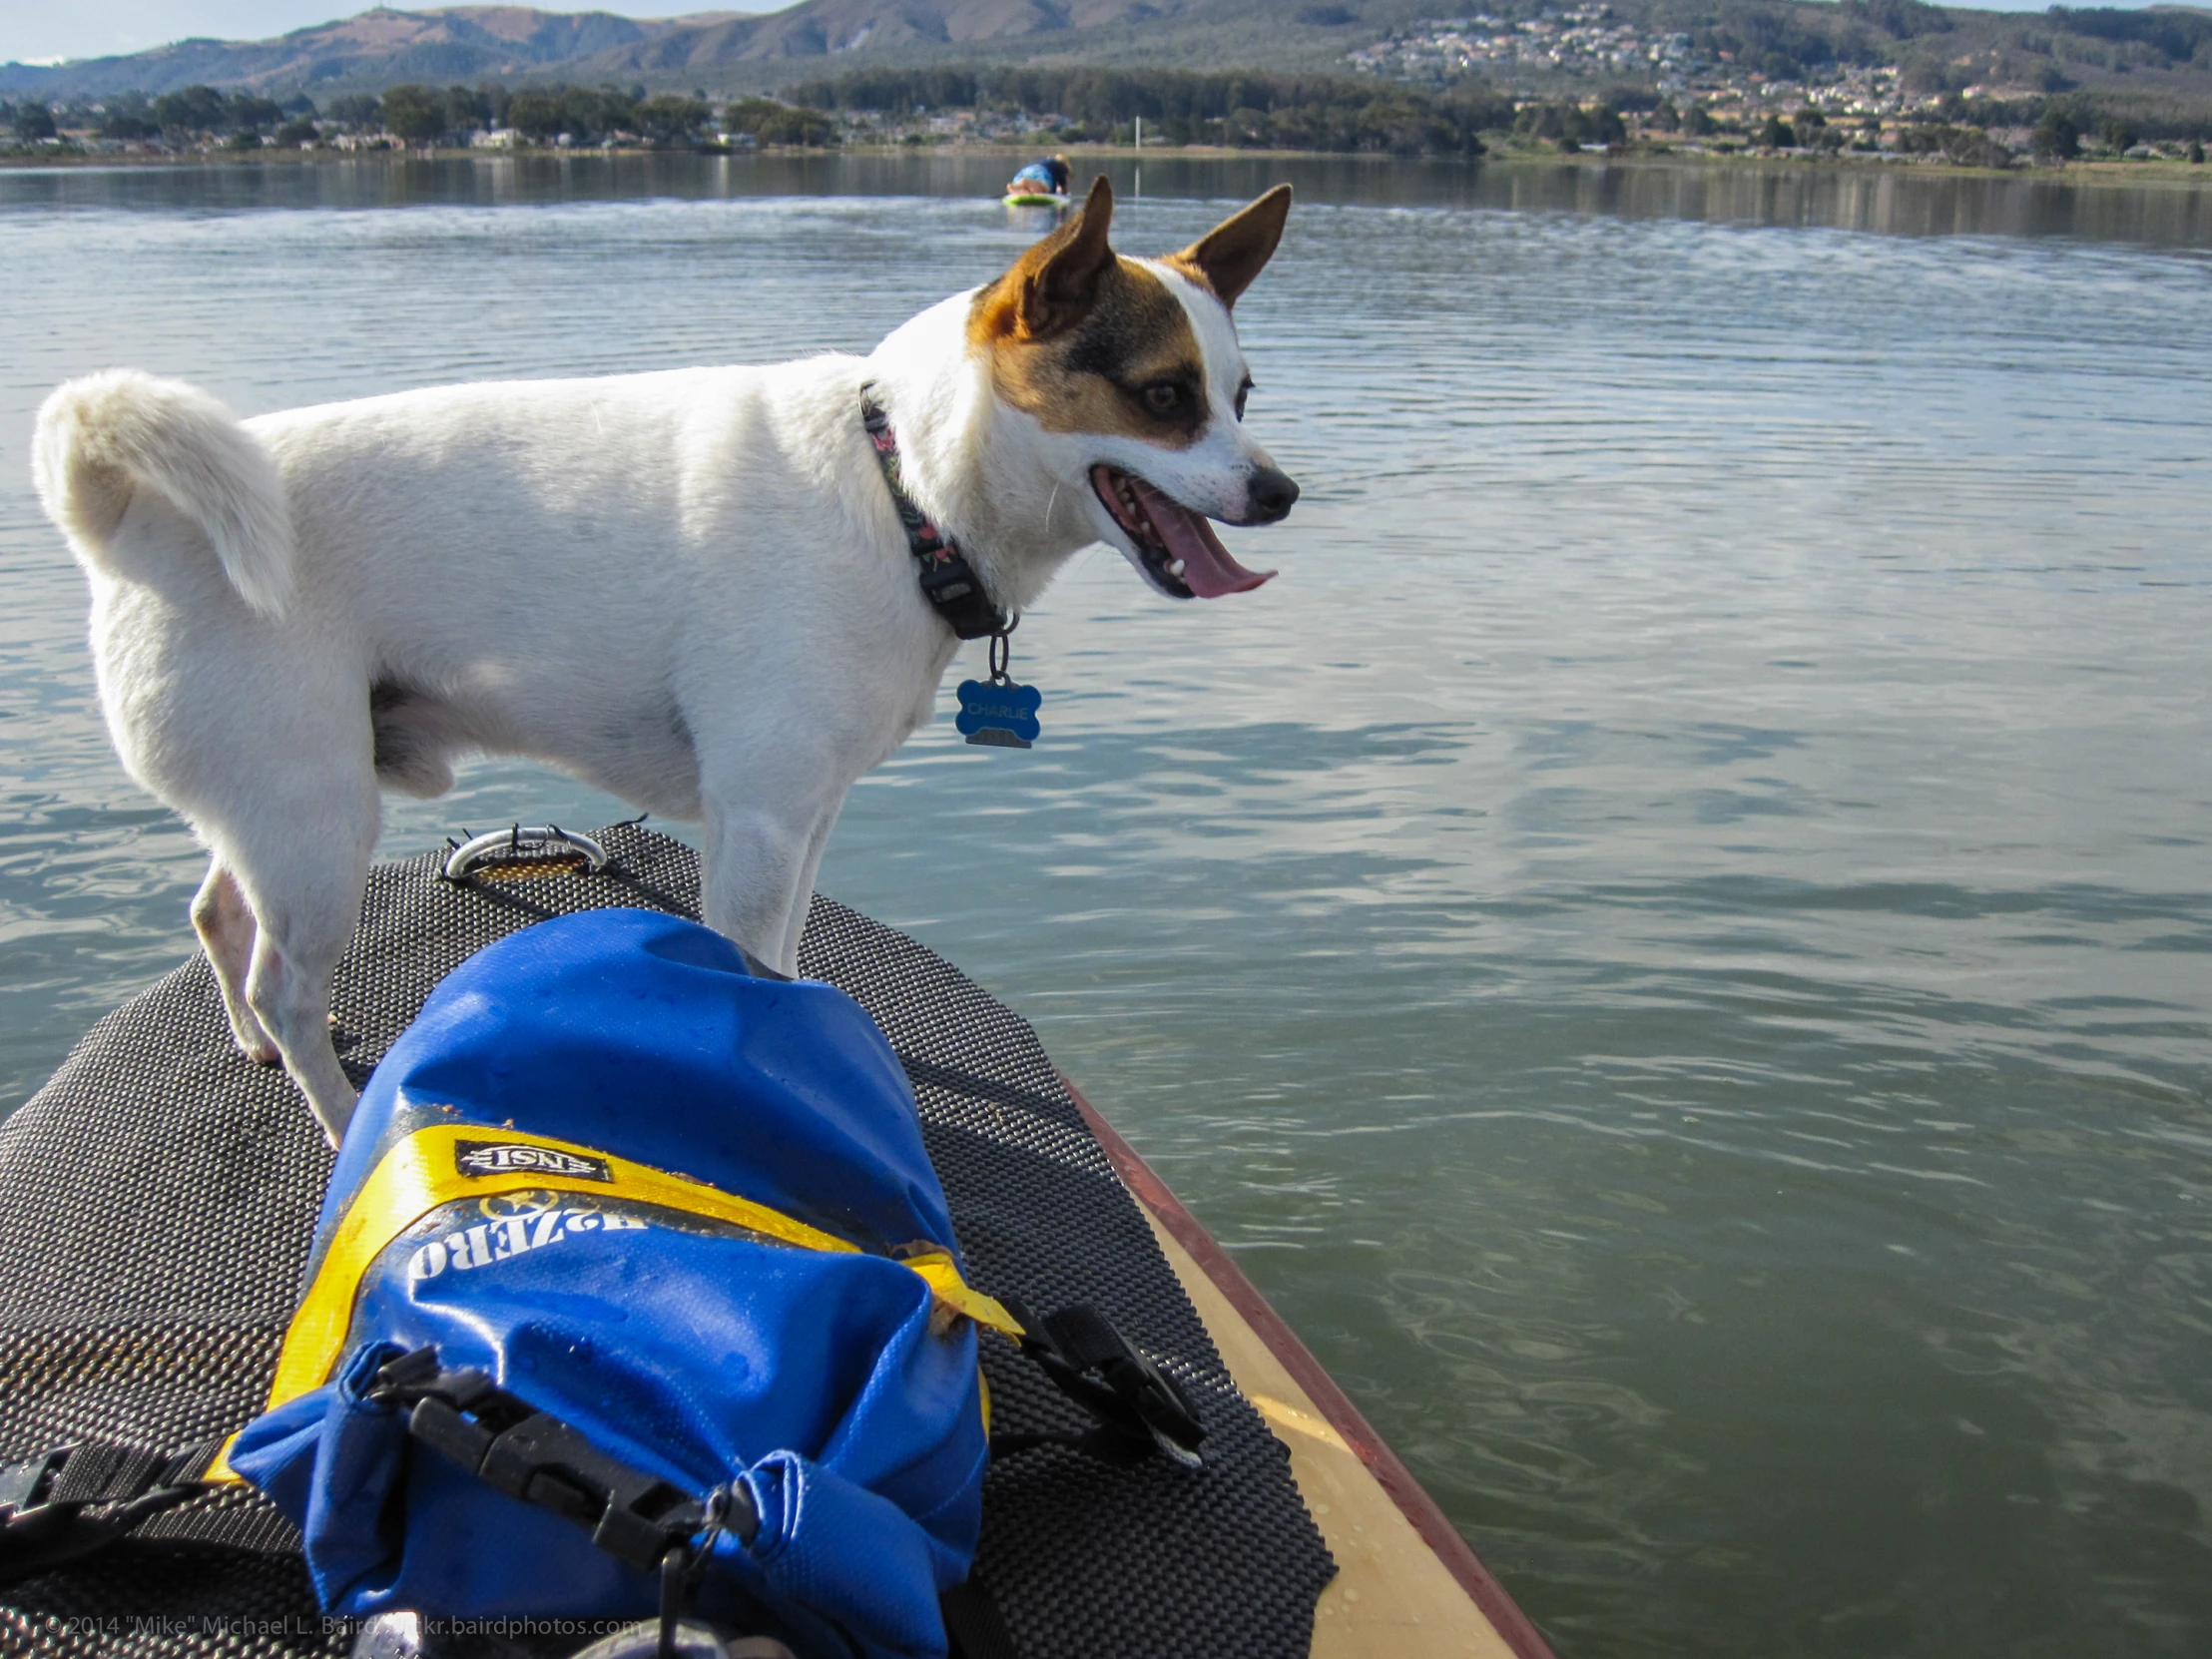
[956,679,1042,749]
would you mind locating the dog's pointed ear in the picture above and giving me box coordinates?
[1016,175,1116,337]
[1172,184,1292,309]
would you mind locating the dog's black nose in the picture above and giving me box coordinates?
[1247,467,1300,524]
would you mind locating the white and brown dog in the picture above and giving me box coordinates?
[31,177,1298,1144]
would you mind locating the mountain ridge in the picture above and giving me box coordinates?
[5,0,2209,108]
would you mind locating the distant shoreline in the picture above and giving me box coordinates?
[5,144,2207,191]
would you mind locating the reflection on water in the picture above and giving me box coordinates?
[7,150,2210,248]
[0,158,2208,1656]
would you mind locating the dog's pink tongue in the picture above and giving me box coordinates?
[1130,478,1275,598]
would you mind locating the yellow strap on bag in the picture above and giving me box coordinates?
[263,1120,1024,1416]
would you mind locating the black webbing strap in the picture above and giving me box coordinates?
[940,1576,1019,1659]
[859,384,1012,642]
[0,1301,1194,1645]
[0,1435,227,1584]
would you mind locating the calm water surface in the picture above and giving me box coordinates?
[2,155,2209,1656]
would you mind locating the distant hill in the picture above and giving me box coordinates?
[1,8,713,99]
[5,0,2210,110]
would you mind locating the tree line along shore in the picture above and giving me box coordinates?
[4,68,2207,170]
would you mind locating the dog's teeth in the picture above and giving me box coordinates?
[1168,559,1186,578]
[1107,475,1160,545]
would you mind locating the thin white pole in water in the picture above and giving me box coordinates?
[1135,116,1142,151]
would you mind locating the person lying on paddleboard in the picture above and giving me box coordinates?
[1007,155,1071,198]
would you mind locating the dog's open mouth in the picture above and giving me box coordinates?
[1090,465,1276,600]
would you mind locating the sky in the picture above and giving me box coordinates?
[0,3,770,66]
[0,0,2181,67]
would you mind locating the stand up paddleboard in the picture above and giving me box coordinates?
[1004,191,1070,209]
[0,822,1552,1659]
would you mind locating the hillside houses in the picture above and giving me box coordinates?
[1352,10,2053,121]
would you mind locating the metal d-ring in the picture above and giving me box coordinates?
[441,824,611,882]
[988,617,1019,686]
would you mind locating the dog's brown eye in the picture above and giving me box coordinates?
[1236,379,1253,420]
[1142,382,1183,415]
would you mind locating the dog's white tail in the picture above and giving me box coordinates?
[32,370,294,617]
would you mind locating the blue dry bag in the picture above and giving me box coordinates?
[228,908,1025,1659]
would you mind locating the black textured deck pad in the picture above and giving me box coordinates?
[0,825,1333,1658]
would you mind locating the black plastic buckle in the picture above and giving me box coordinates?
[0,1446,72,1524]
[915,552,1008,640]
[1001,1300,1207,1470]
[372,1347,756,1575]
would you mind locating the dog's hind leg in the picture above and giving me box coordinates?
[191,861,276,1064]
[76,465,374,1141]
[234,833,372,1147]
[196,764,379,1146]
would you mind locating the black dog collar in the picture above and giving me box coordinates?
[859,385,1010,642]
